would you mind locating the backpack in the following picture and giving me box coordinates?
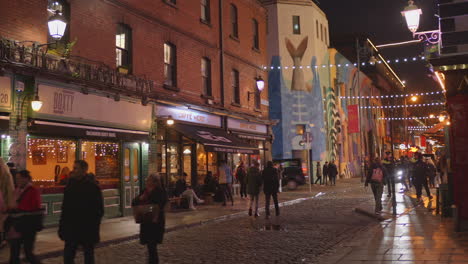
[371,168,384,183]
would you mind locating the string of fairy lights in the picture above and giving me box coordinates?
[262,55,427,70]
[360,102,444,109]
[27,138,120,159]
[340,90,445,100]
[378,116,438,120]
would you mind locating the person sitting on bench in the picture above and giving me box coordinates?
[174,173,204,210]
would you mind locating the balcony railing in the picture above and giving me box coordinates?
[0,39,154,96]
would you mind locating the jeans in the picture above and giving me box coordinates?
[329,176,336,185]
[370,182,384,212]
[147,243,159,264]
[249,194,259,214]
[265,193,280,216]
[222,184,233,205]
[240,182,247,198]
[415,181,431,199]
[64,241,95,264]
[386,177,395,196]
[323,174,328,185]
[9,231,40,264]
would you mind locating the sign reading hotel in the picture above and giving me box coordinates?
[227,118,267,134]
[155,105,221,127]
[36,84,152,131]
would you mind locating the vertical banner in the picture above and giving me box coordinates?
[347,105,359,133]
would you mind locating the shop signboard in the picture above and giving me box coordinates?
[36,84,152,131]
[155,105,221,127]
[227,118,268,134]
[0,76,12,110]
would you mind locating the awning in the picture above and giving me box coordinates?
[172,123,259,154]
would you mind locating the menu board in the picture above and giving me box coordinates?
[95,156,119,179]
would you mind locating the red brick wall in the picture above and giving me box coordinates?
[0,0,269,120]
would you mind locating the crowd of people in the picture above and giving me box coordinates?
[313,160,338,186]
[365,151,442,214]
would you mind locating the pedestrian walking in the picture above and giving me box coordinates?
[262,161,280,218]
[365,157,386,214]
[7,170,43,264]
[322,162,329,185]
[174,173,204,210]
[218,161,234,206]
[425,158,437,188]
[59,160,104,264]
[235,162,247,198]
[246,161,262,217]
[0,158,14,250]
[314,161,322,185]
[382,152,395,198]
[328,161,338,186]
[135,173,168,264]
[412,154,432,202]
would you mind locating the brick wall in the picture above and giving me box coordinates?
[0,0,269,120]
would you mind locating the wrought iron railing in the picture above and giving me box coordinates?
[0,39,154,96]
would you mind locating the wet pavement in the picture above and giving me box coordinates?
[37,179,379,264]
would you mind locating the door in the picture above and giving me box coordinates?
[122,143,141,216]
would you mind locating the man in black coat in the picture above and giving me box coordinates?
[262,161,280,218]
[412,154,432,202]
[328,160,338,186]
[59,160,104,264]
[322,162,329,185]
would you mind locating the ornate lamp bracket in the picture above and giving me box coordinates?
[413,30,441,45]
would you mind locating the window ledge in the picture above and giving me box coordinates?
[252,47,260,53]
[163,84,179,91]
[163,0,177,8]
[229,35,240,42]
[200,19,212,27]
[201,94,214,100]
[254,108,262,113]
[231,102,241,107]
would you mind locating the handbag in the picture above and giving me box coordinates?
[132,204,160,224]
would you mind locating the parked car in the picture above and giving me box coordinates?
[273,159,306,190]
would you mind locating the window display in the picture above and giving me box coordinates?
[27,138,76,186]
[82,141,120,187]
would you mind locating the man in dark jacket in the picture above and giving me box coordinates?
[262,161,280,218]
[59,160,104,264]
[412,154,432,202]
[322,162,329,185]
[328,160,338,186]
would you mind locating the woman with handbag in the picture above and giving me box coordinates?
[8,170,43,264]
[135,173,168,264]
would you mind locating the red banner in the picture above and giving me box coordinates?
[347,105,359,133]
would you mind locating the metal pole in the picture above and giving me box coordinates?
[356,38,365,182]
[390,106,397,215]
[307,148,312,193]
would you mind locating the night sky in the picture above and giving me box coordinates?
[319,0,443,119]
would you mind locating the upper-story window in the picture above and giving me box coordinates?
[230,4,239,38]
[164,43,177,88]
[252,19,259,50]
[201,0,210,23]
[232,69,240,104]
[320,24,324,42]
[47,0,70,43]
[316,20,319,39]
[296,124,306,135]
[201,57,212,97]
[325,27,328,45]
[164,0,176,5]
[292,16,301,35]
[116,24,132,72]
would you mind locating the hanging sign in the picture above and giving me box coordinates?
[155,105,221,127]
[227,118,268,134]
[347,105,359,133]
[0,77,12,110]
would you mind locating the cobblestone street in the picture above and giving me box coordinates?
[41,179,379,264]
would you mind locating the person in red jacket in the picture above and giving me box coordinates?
[8,170,43,264]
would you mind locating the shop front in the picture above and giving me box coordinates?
[155,105,258,191]
[28,82,152,224]
[227,118,270,170]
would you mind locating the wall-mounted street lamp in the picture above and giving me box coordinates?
[48,10,67,40]
[157,115,174,126]
[401,0,422,34]
[248,76,265,101]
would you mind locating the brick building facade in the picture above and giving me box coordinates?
[0,0,271,223]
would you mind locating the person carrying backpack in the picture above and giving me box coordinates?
[365,157,386,214]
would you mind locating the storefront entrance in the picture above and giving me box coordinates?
[122,142,141,216]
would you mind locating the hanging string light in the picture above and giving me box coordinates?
[262,55,427,70]
[408,126,433,129]
[378,116,438,120]
[340,90,445,100]
[361,102,444,109]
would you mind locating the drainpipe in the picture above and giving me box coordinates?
[219,0,225,108]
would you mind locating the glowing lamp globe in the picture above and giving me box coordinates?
[166,118,175,126]
[48,11,67,40]
[401,0,422,34]
[31,96,43,112]
[256,77,265,92]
